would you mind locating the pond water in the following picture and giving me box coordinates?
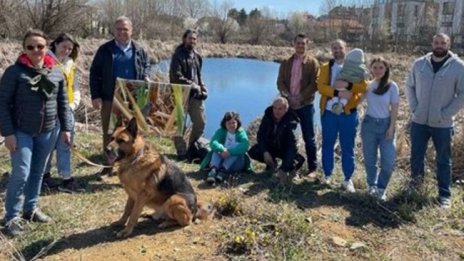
[157,58,321,138]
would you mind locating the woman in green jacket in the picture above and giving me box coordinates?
[201,112,250,185]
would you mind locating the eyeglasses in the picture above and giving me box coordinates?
[26,44,45,51]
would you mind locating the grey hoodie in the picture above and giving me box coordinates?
[406,51,464,128]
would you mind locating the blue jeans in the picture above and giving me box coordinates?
[321,110,358,180]
[210,152,245,172]
[361,115,396,189]
[410,122,453,198]
[295,104,317,170]
[4,130,55,222]
[46,113,74,179]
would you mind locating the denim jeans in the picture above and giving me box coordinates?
[410,122,453,198]
[46,113,75,179]
[210,152,245,172]
[361,115,396,189]
[321,110,358,180]
[295,104,317,170]
[4,130,55,222]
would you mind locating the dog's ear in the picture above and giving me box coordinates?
[127,117,138,138]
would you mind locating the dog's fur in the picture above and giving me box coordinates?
[106,118,214,238]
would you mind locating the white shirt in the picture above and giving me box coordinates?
[224,132,237,149]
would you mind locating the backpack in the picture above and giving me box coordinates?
[186,137,210,164]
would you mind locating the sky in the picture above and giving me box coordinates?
[232,0,325,17]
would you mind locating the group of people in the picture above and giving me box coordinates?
[0,14,463,238]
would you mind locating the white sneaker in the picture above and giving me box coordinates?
[439,197,451,209]
[377,188,387,202]
[368,186,377,196]
[342,180,356,193]
[321,175,332,185]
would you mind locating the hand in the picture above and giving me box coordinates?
[263,152,275,167]
[338,90,352,100]
[385,126,395,140]
[334,80,349,90]
[5,135,16,153]
[61,132,72,146]
[92,98,102,110]
[145,76,153,83]
[221,150,230,158]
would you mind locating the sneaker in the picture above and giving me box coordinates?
[22,208,52,223]
[406,177,423,196]
[368,186,378,196]
[58,178,85,193]
[439,197,451,209]
[42,172,59,190]
[206,169,216,184]
[321,175,332,185]
[277,170,290,185]
[215,171,225,183]
[377,188,387,202]
[342,180,356,193]
[4,217,25,237]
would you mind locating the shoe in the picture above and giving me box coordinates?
[406,177,423,196]
[321,175,332,185]
[206,169,216,185]
[439,197,451,209]
[58,178,85,193]
[42,172,59,190]
[277,170,290,185]
[342,180,356,193]
[377,188,387,202]
[4,217,25,237]
[368,186,377,196]
[215,171,225,183]
[22,209,52,223]
[293,154,305,172]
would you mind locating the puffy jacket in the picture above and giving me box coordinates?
[406,51,464,128]
[257,106,299,153]
[89,40,150,101]
[0,61,72,136]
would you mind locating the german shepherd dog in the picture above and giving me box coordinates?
[106,118,214,238]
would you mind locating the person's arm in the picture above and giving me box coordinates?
[0,66,17,137]
[256,115,270,153]
[71,67,81,110]
[141,48,151,79]
[57,78,73,133]
[89,46,104,101]
[442,67,464,118]
[317,63,337,97]
[228,129,250,155]
[405,63,418,112]
[277,60,289,96]
[300,58,320,102]
[169,52,192,85]
[209,128,226,152]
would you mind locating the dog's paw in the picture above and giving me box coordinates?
[111,219,126,227]
[116,228,133,238]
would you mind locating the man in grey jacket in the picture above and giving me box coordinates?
[405,33,464,208]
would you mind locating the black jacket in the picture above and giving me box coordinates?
[0,62,72,136]
[169,45,205,88]
[257,106,299,153]
[89,39,150,101]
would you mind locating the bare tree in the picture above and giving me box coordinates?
[211,0,239,43]
[22,0,90,36]
[182,0,211,19]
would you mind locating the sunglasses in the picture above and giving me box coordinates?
[26,44,45,51]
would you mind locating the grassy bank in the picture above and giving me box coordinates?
[0,131,463,260]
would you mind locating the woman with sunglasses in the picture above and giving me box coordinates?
[42,33,83,193]
[0,29,72,237]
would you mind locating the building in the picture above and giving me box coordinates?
[437,0,464,48]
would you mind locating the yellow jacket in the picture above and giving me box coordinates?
[317,59,368,115]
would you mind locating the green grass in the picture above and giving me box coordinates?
[1,131,464,260]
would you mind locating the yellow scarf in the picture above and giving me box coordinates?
[57,61,76,105]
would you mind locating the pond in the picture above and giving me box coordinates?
[157,58,321,138]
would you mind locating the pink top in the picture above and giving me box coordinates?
[289,54,303,97]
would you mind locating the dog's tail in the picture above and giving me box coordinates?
[164,194,194,226]
[195,201,215,221]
